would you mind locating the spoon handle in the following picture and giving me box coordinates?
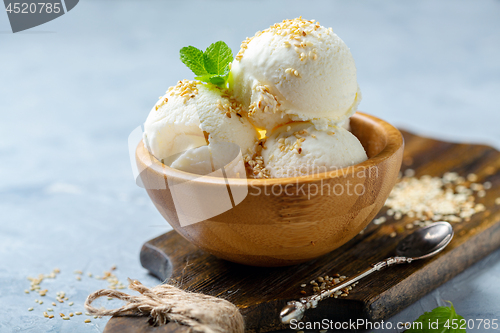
[280,256,411,324]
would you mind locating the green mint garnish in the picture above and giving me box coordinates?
[406,301,466,333]
[180,41,233,87]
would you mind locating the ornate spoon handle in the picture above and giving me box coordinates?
[280,256,412,324]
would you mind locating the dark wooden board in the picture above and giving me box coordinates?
[105,130,500,333]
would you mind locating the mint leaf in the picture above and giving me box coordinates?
[203,41,233,76]
[406,301,466,333]
[180,41,233,88]
[180,46,208,76]
[208,75,226,86]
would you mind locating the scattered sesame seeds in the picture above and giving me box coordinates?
[243,153,270,179]
[165,80,199,103]
[385,172,489,225]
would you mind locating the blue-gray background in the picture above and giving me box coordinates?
[1,1,500,332]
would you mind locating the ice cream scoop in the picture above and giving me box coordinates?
[229,17,361,131]
[143,80,259,173]
[261,121,367,178]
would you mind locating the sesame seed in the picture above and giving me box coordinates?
[404,169,415,177]
[84,319,91,323]
[63,317,70,320]
[467,173,478,182]
[47,308,53,312]
[48,315,54,319]
[69,313,74,317]
[24,290,29,294]
[28,307,34,311]
[52,302,56,306]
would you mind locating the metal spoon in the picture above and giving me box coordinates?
[280,221,454,324]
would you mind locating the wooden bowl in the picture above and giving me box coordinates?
[136,112,404,267]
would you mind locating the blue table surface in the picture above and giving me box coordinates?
[1,1,500,332]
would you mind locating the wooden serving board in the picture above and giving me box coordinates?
[105,130,500,333]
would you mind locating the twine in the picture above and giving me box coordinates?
[84,279,244,333]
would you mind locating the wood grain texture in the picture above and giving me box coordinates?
[135,112,404,266]
[106,130,500,333]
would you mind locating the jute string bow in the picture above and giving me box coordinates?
[84,279,244,333]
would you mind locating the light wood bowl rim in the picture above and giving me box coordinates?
[136,112,403,186]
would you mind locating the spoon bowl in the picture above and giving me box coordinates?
[396,221,454,259]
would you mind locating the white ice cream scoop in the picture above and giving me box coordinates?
[261,121,367,178]
[229,17,361,131]
[143,80,259,174]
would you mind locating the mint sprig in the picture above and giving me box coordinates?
[406,301,466,333]
[180,41,233,87]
